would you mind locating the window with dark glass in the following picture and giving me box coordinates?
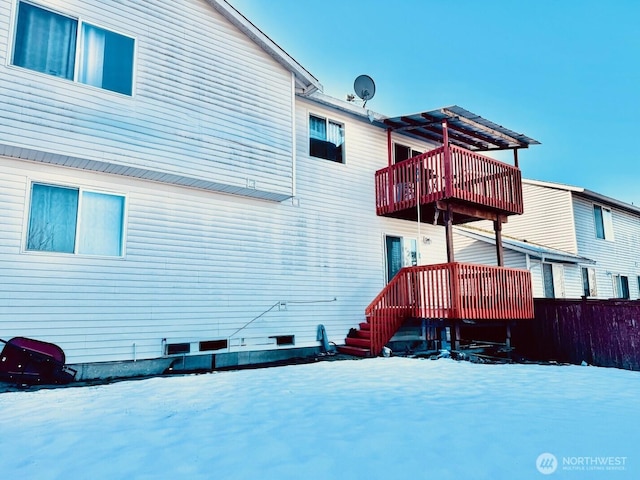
[542,263,555,298]
[393,143,421,164]
[13,1,135,95]
[613,275,629,300]
[581,267,597,297]
[593,205,614,240]
[309,115,344,163]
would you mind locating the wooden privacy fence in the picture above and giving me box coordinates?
[366,263,534,356]
[514,298,640,371]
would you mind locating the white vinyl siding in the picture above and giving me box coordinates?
[469,181,640,300]
[452,232,586,298]
[0,0,295,200]
[468,182,578,254]
[573,196,640,299]
[0,98,445,364]
[451,231,527,268]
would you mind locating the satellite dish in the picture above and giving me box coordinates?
[354,74,376,107]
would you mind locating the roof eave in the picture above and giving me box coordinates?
[454,227,595,265]
[206,0,322,95]
[382,105,540,152]
[524,179,640,217]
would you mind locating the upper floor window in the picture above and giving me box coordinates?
[12,1,135,95]
[593,205,614,240]
[393,143,422,164]
[26,183,125,257]
[309,114,344,163]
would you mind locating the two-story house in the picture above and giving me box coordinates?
[455,179,640,300]
[0,0,538,378]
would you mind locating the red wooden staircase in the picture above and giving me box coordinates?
[337,322,373,357]
[337,263,534,358]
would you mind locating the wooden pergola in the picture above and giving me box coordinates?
[376,105,540,268]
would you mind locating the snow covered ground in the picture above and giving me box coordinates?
[0,357,637,479]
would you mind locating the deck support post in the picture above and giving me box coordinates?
[442,120,452,197]
[494,219,504,267]
[506,321,513,360]
[445,204,455,263]
[387,128,394,211]
[451,321,460,351]
[513,148,519,168]
[387,128,393,168]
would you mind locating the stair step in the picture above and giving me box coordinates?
[337,345,372,357]
[359,322,371,331]
[345,337,370,348]
[354,329,370,339]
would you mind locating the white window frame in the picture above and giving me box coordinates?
[581,267,597,297]
[542,262,565,299]
[10,0,137,96]
[612,274,629,300]
[24,181,127,258]
[308,114,345,163]
[593,204,614,241]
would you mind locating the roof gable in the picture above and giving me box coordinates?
[524,179,640,217]
[205,0,321,95]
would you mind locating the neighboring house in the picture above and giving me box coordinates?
[0,0,537,377]
[458,179,640,300]
[453,227,595,299]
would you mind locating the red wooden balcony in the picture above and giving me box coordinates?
[335,106,540,357]
[366,263,533,356]
[375,144,523,224]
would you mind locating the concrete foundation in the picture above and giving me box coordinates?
[71,357,175,382]
[213,346,321,369]
[68,346,323,382]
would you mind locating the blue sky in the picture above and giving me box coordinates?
[230,0,640,206]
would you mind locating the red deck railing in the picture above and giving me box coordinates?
[365,262,534,355]
[375,144,523,217]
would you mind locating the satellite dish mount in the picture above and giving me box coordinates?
[353,74,376,108]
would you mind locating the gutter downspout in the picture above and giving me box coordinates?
[291,73,297,198]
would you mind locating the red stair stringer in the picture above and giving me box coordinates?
[337,268,415,357]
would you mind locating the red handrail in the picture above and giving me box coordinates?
[375,144,522,216]
[375,147,446,214]
[449,145,523,214]
[365,263,534,355]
